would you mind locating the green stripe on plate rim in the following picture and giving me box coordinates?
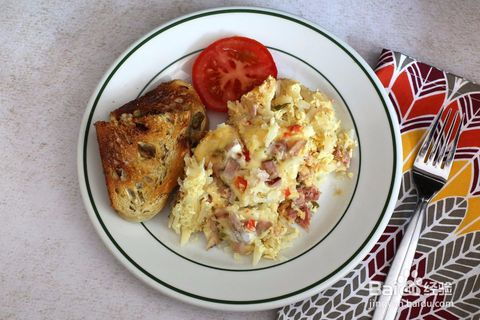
[82,8,397,304]
[138,46,362,272]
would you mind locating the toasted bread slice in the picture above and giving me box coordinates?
[95,111,191,222]
[110,80,208,144]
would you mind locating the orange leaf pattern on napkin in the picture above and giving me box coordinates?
[376,50,480,236]
[278,49,480,320]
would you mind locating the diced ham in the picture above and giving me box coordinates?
[206,218,221,249]
[266,176,282,187]
[334,147,351,167]
[296,205,311,229]
[261,160,278,178]
[270,140,287,157]
[256,220,273,234]
[213,208,229,219]
[279,200,312,228]
[211,161,223,177]
[214,178,233,202]
[278,201,298,221]
[298,186,320,201]
[229,212,243,232]
[288,139,307,156]
[270,139,306,157]
[231,241,251,254]
[262,159,282,187]
[222,158,240,180]
[294,191,306,207]
[278,201,289,217]
[287,207,298,220]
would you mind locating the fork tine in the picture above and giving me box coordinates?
[427,109,452,163]
[435,110,459,165]
[418,108,445,157]
[433,110,456,165]
[444,113,464,169]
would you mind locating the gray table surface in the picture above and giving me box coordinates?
[1,0,478,319]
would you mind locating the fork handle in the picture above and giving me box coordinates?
[372,198,428,320]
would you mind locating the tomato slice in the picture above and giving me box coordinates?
[192,36,278,112]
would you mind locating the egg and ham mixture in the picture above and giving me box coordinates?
[169,76,356,264]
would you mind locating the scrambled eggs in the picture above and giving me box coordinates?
[169,77,355,264]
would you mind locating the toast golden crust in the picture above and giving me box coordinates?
[110,80,208,144]
[95,111,191,222]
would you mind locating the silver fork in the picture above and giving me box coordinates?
[372,107,463,320]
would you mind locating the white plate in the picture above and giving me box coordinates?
[77,7,402,311]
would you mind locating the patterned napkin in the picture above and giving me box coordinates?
[278,49,480,320]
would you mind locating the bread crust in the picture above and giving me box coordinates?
[110,80,208,144]
[94,80,208,222]
[95,112,191,222]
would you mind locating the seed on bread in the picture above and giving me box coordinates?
[137,142,156,159]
